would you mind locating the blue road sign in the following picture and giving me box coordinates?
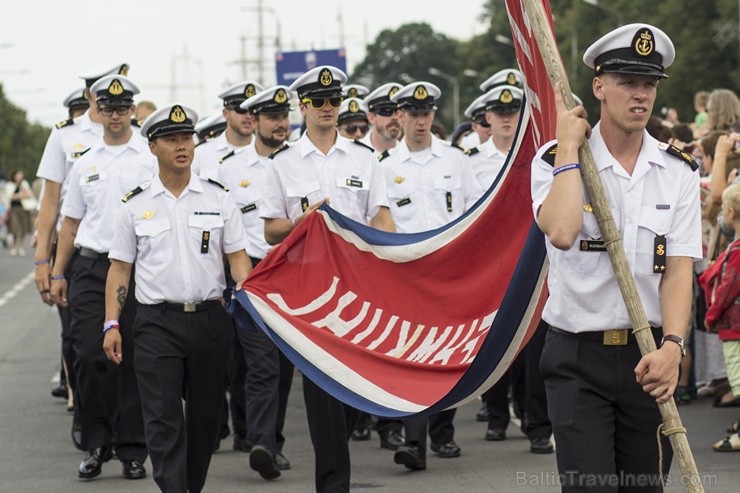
[275,48,347,86]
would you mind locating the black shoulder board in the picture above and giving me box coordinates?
[450,142,467,153]
[207,178,229,192]
[130,118,141,128]
[378,150,390,162]
[78,147,92,157]
[352,139,375,152]
[465,147,480,156]
[219,150,236,164]
[665,144,698,171]
[541,143,558,167]
[122,181,150,203]
[55,118,74,129]
[269,143,290,160]
[195,140,206,148]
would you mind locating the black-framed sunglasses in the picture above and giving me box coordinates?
[373,107,398,117]
[228,105,250,115]
[474,118,491,128]
[343,124,369,134]
[301,97,343,109]
[98,105,132,117]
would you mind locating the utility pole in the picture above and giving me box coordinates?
[233,0,280,86]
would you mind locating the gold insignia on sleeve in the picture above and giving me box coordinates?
[142,210,156,220]
[414,85,429,101]
[393,176,405,184]
[240,179,251,188]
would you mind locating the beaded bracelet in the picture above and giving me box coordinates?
[103,320,120,333]
[552,163,581,176]
[34,259,49,266]
[50,274,65,281]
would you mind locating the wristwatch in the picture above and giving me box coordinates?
[660,335,686,357]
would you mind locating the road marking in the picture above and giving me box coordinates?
[0,271,34,307]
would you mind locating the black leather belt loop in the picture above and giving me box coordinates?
[77,247,109,260]
[157,299,221,313]
[548,325,662,345]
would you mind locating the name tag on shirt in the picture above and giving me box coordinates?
[194,211,220,216]
[86,173,100,183]
[580,240,606,252]
[396,198,412,207]
[346,178,363,188]
[240,204,257,214]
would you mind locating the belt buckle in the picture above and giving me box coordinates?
[183,302,197,313]
[603,329,628,346]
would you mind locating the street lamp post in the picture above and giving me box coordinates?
[428,67,460,128]
[582,0,624,27]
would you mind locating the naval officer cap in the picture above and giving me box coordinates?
[218,80,265,108]
[140,104,198,140]
[91,75,140,105]
[63,87,90,110]
[484,85,523,113]
[479,68,523,92]
[337,98,369,125]
[464,92,490,120]
[365,82,402,112]
[290,66,347,100]
[391,82,441,111]
[583,23,674,79]
[194,112,227,141]
[240,85,292,114]
[80,62,130,89]
[342,84,370,99]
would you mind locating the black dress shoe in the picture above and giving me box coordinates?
[475,403,490,422]
[394,444,426,470]
[275,451,291,470]
[249,445,280,480]
[122,460,147,479]
[351,425,372,441]
[233,434,253,453]
[71,423,83,451]
[485,428,507,441]
[430,440,461,458]
[78,447,112,479]
[51,383,68,398]
[379,430,405,450]
[530,437,554,454]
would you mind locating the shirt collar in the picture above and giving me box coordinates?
[298,129,348,158]
[589,123,667,172]
[150,172,202,197]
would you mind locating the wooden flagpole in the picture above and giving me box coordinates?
[520,0,703,490]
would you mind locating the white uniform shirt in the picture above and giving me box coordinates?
[192,132,244,176]
[61,133,156,253]
[36,112,104,230]
[468,139,508,191]
[531,123,702,332]
[460,130,483,150]
[109,173,249,305]
[381,135,483,233]
[218,143,270,259]
[260,131,389,224]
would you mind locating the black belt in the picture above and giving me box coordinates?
[548,325,661,346]
[78,247,108,260]
[155,299,221,313]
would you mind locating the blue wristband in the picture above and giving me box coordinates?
[552,163,580,176]
[34,258,49,266]
[51,274,65,281]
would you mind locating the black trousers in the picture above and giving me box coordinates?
[134,302,232,493]
[303,375,360,493]
[276,351,294,452]
[484,351,525,430]
[523,319,552,441]
[540,326,672,492]
[68,255,146,460]
[402,408,457,458]
[56,248,80,430]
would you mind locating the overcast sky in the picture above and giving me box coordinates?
[1,0,489,125]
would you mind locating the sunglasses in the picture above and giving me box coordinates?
[228,105,250,115]
[343,124,369,134]
[474,118,491,128]
[99,106,131,117]
[373,107,398,117]
[301,97,343,109]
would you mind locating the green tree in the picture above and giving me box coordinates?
[0,84,50,181]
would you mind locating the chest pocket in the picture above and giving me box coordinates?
[562,208,621,275]
[286,181,321,217]
[433,173,462,215]
[386,181,418,224]
[134,218,171,265]
[79,171,109,204]
[636,206,673,274]
[188,214,224,255]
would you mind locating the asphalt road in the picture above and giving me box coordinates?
[1,245,738,492]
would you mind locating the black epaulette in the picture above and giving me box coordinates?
[663,143,699,171]
[450,142,467,153]
[195,140,206,148]
[55,118,74,129]
[207,178,229,192]
[78,147,92,157]
[465,147,480,156]
[378,149,390,162]
[353,139,375,153]
[268,143,290,160]
[122,181,150,203]
[130,118,141,128]
[541,143,558,167]
[219,150,236,164]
